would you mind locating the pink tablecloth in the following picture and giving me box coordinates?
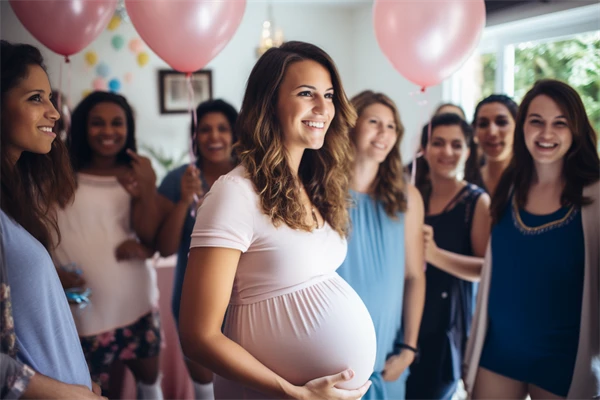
[119,263,194,399]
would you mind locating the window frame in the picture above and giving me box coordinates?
[443,3,600,120]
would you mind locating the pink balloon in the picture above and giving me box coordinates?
[373,0,486,88]
[10,0,117,57]
[125,0,246,73]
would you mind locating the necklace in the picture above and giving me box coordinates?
[512,196,575,234]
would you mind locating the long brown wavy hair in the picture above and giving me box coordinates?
[349,91,407,217]
[0,41,75,250]
[235,41,355,236]
[491,79,600,224]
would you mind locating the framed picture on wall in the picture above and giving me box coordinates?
[158,69,212,114]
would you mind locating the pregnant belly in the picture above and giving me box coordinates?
[224,274,376,390]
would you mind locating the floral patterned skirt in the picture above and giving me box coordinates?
[79,309,161,389]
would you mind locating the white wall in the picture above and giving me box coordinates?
[1,0,442,173]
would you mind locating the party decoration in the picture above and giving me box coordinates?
[84,51,98,67]
[373,0,486,89]
[96,62,111,78]
[124,72,133,84]
[128,38,145,54]
[93,78,107,91]
[125,0,246,72]
[137,52,150,67]
[107,15,121,31]
[108,78,121,92]
[111,35,125,50]
[9,0,118,58]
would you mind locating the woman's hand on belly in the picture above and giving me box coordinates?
[297,369,372,400]
[382,351,415,382]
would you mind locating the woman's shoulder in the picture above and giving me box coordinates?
[465,182,486,197]
[583,179,600,199]
[211,165,257,200]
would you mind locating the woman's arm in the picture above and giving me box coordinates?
[125,150,162,246]
[383,184,426,381]
[424,193,491,282]
[401,184,426,350]
[156,165,203,257]
[179,247,370,400]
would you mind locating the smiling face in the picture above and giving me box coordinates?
[354,103,398,164]
[1,64,60,164]
[86,102,128,159]
[196,111,234,165]
[475,102,516,162]
[523,94,573,167]
[276,59,335,161]
[424,124,470,180]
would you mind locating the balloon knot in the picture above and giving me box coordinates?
[420,86,426,93]
[65,56,71,63]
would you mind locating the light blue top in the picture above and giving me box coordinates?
[337,191,407,400]
[0,210,91,388]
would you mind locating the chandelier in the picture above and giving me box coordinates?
[256,2,284,57]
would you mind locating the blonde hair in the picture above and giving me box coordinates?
[235,41,356,236]
[349,90,407,216]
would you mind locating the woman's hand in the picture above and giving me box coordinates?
[115,239,154,261]
[118,149,157,198]
[382,350,415,382]
[180,164,204,206]
[298,369,372,400]
[423,224,439,265]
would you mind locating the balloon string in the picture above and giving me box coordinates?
[66,57,72,114]
[409,87,430,185]
[186,73,199,217]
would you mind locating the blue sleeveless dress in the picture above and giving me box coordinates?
[479,198,584,397]
[337,190,408,400]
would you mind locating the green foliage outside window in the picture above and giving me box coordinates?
[514,31,600,135]
[481,31,599,137]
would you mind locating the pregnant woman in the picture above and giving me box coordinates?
[179,41,376,400]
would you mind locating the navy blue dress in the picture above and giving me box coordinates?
[406,184,484,400]
[479,198,584,397]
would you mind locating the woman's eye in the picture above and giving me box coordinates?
[529,119,542,125]
[554,121,567,127]
[387,125,395,130]
[298,91,311,97]
[324,93,334,99]
[29,94,42,102]
[477,121,489,128]
[495,119,509,127]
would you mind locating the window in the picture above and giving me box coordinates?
[445,2,600,136]
[514,31,600,133]
[480,53,497,100]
